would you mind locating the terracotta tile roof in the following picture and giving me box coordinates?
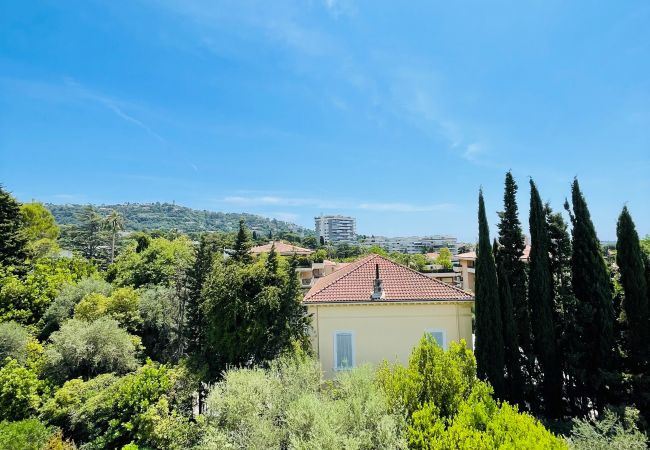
[425,252,440,260]
[304,254,473,303]
[250,241,314,256]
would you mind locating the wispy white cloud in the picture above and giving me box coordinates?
[323,0,356,18]
[63,78,166,144]
[221,194,456,213]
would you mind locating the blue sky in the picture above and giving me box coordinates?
[1,0,648,241]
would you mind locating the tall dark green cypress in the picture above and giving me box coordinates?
[528,180,562,417]
[546,204,581,415]
[616,206,649,370]
[565,178,616,412]
[475,189,505,397]
[496,172,532,359]
[0,186,28,270]
[232,218,252,264]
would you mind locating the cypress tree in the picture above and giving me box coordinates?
[232,218,252,264]
[528,180,562,417]
[0,186,28,269]
[616,206,649,370]
[475,189,505,397]
[546,204,581,415]
[496,172,532,358]
[565,178,616,412]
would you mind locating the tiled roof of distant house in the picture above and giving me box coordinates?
[250,241,314,256]
[304,254,473,303]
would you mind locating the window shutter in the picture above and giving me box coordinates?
[336,333,353,369]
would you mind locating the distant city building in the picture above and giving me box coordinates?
[360,235,459,255]
[315,215,356,243]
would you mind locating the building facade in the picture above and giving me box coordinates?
[360,235,459,255]
[315,215,356,243]
[304,254,474,378]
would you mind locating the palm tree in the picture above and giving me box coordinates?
[103,210,125,263]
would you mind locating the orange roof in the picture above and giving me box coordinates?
[250,241,314,256]
[425,252,440,260]
[304,254,473,303]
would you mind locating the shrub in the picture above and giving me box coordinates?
[0,419,55,450]
[41,277,112,337]
[45,318,139,382]
[567,407,648,449]
[0,359,44,421]
[0,321,30,366]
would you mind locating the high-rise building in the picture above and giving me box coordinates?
[315,215,356,243]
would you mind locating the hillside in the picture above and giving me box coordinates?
[45,202,313,235]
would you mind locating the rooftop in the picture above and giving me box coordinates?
[304,254,473,303]
[250,241,314,256]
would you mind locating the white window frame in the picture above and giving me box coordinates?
[425,329,447,350]
[333,330,355,371]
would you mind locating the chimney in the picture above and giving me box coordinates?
[371,263,384,300]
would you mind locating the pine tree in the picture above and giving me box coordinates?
[232,218,252,264]
[264,243,280,286]
[475,189,505,397]
[0,186,28,269]
[496,172,532,359]
[565,178,616,412]
[528,180,562,417]
[616,206,649,370]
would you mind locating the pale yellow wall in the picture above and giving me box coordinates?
[308,301,474,378]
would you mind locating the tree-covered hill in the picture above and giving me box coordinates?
[45,202,312,235]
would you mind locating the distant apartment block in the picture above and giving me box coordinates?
[360,235,459,255]
[315,215,356,243]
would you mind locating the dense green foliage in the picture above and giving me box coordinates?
[528,180,562,417]
[377,336,566,449]
[565,179,617,412]
[475,189,504,396]
[0,186,28,270]
[1,182,648,448]
[47,202,312,235]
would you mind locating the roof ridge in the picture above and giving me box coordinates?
[377,254,472,297]
[304,254,378,300]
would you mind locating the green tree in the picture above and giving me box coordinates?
[435,247,453,270]
[496,259,522,406]
[475,189,504,397]
[103,209,125,263]
[616,206,649,369]
[0,321,31,366]
[565,178,616,412]
[41,277,113,338]
[528,180,562,417]
[73,205,106,261]
[0,186,28,270]
[495,172,531,367]
[568,407,648,450]
[231,218,252,264]
[0,419,64,450]
[546,204,581,415]
[0,256,96,325]
[45,317,139,382]
[0,359,44,420]
[19,202,60,258]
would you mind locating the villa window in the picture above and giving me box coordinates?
[426,329,446,349]
[334,332,354,370]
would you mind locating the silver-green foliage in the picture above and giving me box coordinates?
[567,408,648,450]
[200,356,406,450]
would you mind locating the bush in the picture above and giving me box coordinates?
[45,318,139,382]
[0,321,30,366]
[201,355,406,449]
[0,419,55,450]
[73,287,141,332]
[567,408,648,449]
[0,359,44,421]
[41,361,194,449]
[41,277,112,338]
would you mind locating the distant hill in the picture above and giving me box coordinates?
[45,203,313,235]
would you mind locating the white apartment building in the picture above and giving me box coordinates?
[360,235,459,255]
[315,215,356,243]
